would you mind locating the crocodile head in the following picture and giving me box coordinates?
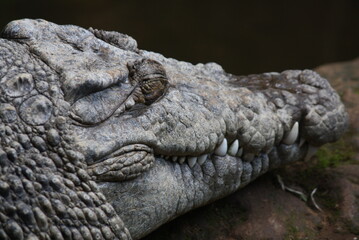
[0,19,348,239]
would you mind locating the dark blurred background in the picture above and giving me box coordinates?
[1,0,358,75]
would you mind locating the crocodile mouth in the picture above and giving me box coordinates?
[159,121,311,166]
[88,121,317,182]
[154,121,316,182]
[95,121,318,239]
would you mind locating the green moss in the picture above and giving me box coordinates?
[284,214,316,240]
[354,89,359,95]
[344,195,359,234]
[344,219,359,235]
[314,138,355,169]
[284,215,300,239]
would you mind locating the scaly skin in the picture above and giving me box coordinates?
[0,19,348,239]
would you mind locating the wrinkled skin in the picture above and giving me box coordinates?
[0,19,348,239]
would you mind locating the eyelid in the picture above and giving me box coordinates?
[62,68,128,103]
[70,83,135,125]
[141,74,167,82]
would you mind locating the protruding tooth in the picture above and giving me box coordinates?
[164,155,170,160]
[228,140,239,156]
[236,148,243,157]
[172,156,178,162]
[179,156,186,164]
[283,122,299,145]
[214,138,228,156]
[188,157,197,168]
[198,154,207,165]
[299,138,306,147]
[305,145,318,161]
[243,153,255,162]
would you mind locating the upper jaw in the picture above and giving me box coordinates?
[74,68,347,183]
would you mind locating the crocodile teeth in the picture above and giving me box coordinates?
[188,157,197,168]
[305,145,318,161]
[299,138,306,147]
[214,138,228,156]
[228,139,239,156]
[283,122,299,145]
[172,156,178,162]
[236,148,243,157]
[179,156,186,164]
[198,154,207,165]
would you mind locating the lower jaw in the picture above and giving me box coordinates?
[97,142,309,239]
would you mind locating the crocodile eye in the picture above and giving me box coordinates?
[127,58,169,104]
[140,77,168,104]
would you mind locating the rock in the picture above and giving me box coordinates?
[333,165,359,234]
[316,57,359,155]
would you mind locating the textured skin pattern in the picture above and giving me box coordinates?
[0,23,130,240]
[0,19,348,239]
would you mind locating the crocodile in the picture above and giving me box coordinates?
[0,19,348,240]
